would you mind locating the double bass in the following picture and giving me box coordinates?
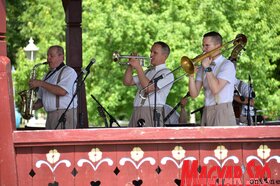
[229,34,247,118]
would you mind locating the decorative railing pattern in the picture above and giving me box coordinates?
[13,127,280,186]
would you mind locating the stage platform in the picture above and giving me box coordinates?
[10,126,280,186]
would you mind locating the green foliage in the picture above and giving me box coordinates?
[7,0,280,125]
[7,0,65,65]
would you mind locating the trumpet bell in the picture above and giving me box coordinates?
[112,51,120,62]
[181,56,194,74]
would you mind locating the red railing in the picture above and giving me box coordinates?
[12,127,280,186]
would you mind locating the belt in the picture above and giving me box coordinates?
[204,102,232,111]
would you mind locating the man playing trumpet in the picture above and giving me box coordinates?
[123,41,174,127]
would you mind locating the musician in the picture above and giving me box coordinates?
[123,41,174,127]
[164,97,188,124]
[188,32,236,126]
[233,78,255,125]
[29,45,78,129]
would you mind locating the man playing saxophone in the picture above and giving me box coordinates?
[29,45,78,129]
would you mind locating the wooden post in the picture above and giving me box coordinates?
[62,0,88,128]
[0,1,18,184]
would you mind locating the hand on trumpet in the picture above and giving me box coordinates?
[128,52,143,70]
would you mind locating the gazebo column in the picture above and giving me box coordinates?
[62,0,88,128]
[0,1,18,185]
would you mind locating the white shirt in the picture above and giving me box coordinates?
[132,64,174,107]
[38,65,78,112]
[196,55,236,106]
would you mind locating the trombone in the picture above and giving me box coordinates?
[180,34,247,75]
[112,51,151,66]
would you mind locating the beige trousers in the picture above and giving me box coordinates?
[201,102,236,126]
[128,107,164,127]
[46,108,77,129]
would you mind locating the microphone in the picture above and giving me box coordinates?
[234,86,245,102]
[82,58,96,73]
[75,58,96,83]
[153,74,165,83]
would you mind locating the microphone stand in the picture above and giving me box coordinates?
[91,95,120,128]
[55,69,90,129]
[163,92,190,124]
[152,75,164,127]
[247,75,254,126]
[139,71,174,127]
[97,106,109,128]
[191,106,204,119]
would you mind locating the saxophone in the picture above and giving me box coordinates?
[19,62,48,120]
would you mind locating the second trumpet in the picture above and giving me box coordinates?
[112,51,150,66]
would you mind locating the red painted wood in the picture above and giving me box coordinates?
[74,145,118,185]
[266,143,280,181]
[13,126,280,147]
[15,148,33,186]
[243,142,280,185]
[9,130,280,185]
[0,0,7,56]
[158,143,200,186]
[10,127,280,185]
[0,57,18,186]
[12,138,280,185]
[199,143,244,184]
[117,144,145,185]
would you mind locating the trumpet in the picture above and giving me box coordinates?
[112,51,151,66]
[180,34,247,75]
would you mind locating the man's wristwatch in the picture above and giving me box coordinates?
[204,67,212,73]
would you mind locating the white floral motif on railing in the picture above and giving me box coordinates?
[119,147,155,169]
[161,146,196,168]
[77,148,113,171]
[35,149,71,172]
[204,145,239,168]
[246,144,280,166]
